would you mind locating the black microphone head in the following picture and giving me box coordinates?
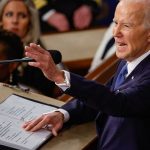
[47,50,62,64]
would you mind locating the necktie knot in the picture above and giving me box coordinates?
[114,64,128,89]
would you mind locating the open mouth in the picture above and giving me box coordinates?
[117,42,127,46]
[116,42,128,52]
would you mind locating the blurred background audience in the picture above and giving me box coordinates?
[94,0,118,27]
[0,29,24,86]
[0,0,40,46]
[0,0,119,97]
[0,0,60,98]
[89,22,115,72]
[89,0,119,72]
[32,0,118,33]
[32,0,101,33]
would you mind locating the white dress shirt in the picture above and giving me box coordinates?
[126,50,150,77]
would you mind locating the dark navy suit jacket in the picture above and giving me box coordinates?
[62,54,150,150]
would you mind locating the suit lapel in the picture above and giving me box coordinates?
[111,54,150,91]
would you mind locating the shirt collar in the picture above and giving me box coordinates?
[127,50,150,76]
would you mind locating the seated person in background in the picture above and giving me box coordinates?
[0,29,24,85]
[0,0,40,46]
[89,22,116,72]
[23,0,150,149]
[0,0,62,98]
[94,0,118,27]
[32,0,101,33]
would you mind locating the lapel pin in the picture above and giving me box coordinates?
[131,76,134,80]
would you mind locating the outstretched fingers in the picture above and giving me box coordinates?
[23,116,46,132]
[26,43,46,54]
[25,43,51,68]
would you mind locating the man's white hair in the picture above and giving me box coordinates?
[119,0,150,28]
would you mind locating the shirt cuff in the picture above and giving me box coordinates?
[57,108,70,122]
[43,109,70,123]
[42,9,56,21]
[55,70,71,91]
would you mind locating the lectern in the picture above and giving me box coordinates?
[0,83,96,150]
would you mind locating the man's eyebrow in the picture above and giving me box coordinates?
[112,19,134,25]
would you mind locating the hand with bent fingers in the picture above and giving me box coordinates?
[25,43,65,83]
[22,111,64,136]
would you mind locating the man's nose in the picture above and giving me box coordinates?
[113,25,122,37]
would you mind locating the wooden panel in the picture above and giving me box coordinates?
[64,58,92,70]
[85,54,118,83]
[40,27,107,62]
[64,58,92,75]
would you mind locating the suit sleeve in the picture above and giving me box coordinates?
[64,71,150,117]
[61,98,98,124]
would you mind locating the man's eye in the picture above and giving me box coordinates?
[124,24,130,28]
[113,21,118,25]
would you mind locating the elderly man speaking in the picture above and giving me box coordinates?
[23,0,150,149]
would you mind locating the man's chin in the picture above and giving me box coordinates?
[116,51,127,60]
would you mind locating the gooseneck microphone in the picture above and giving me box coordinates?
[0,50,62,64]
[47,50,62,64]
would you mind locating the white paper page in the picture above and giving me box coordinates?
[0,114,51,150]
[0,94,57,121]
[0,94,58,150]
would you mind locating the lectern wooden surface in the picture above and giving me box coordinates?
[0,83,96,150]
